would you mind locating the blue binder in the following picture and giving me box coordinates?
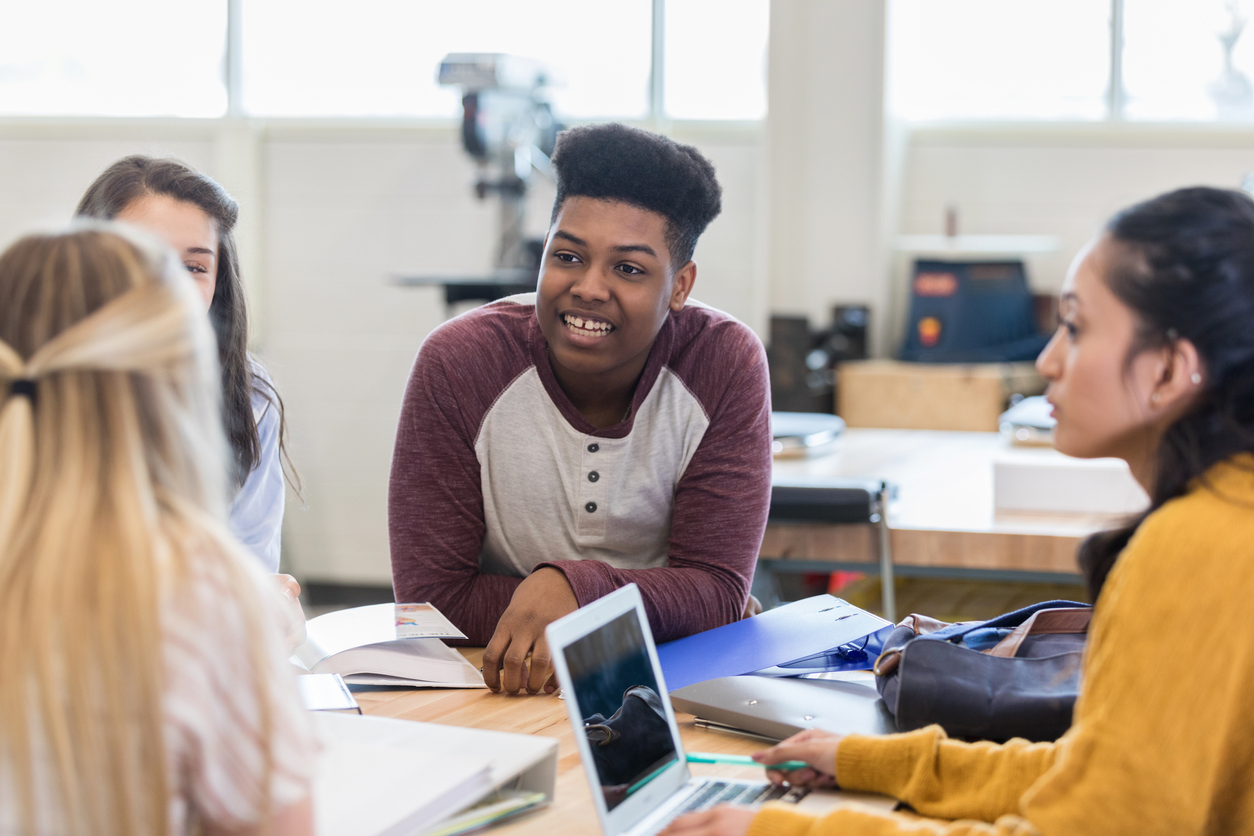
[656,595,891,692]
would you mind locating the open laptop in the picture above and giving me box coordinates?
[547,584,829,836]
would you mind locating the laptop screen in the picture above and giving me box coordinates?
[563,608,679,811]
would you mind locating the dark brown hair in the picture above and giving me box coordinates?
[76,156,297,492]
[549,123,722,268]
[1078,187,1254,600]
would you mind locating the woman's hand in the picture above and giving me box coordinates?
[273,573,301,600]
[754,728,845,788]
[661,805,756,836]
[270,574,307,652]
[659,727,848,836]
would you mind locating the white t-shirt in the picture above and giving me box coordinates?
[229,374,285,573]
[0,553,317,834]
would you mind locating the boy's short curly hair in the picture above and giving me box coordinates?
[549,123,722,268]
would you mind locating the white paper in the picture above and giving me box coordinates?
[295,603,468,673]
[393,602,465,639]
[296,673,361,712]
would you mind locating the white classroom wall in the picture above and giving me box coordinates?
[899,125,1254,293]
[4,1,1254,584]
[766,0,895,352]
[0,128,214,244]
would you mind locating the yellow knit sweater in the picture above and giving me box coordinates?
[749,456,1254,836]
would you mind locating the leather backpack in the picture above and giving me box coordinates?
[873,600,1091,742]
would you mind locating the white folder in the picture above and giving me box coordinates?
[313,712,558,836]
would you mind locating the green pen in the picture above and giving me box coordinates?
[686,752,810,771]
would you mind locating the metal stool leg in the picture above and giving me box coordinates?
[876,482,896,623]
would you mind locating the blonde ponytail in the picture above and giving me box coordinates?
[0,279,195,547]
[0,225,276,836]
[0,341,35,554]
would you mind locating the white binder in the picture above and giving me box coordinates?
[313,712,558,836]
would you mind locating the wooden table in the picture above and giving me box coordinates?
[355,649,891,834]
[766,428,1122,577]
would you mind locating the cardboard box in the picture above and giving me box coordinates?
[836,360,1044,431]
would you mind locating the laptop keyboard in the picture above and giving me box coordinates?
[686,781,789,811]
[641,781,800,836]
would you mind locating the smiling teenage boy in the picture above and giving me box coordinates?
[388,123,771,694]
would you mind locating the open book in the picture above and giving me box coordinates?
[293,603,485,688]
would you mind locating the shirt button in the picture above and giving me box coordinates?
[588,471,600,483]
[587,443,599,453]
[585,501,598,513]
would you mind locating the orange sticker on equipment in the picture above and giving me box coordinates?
[914,272,958,297]
[919,316,942,347]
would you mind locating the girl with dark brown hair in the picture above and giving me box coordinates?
[666,187,1254,836]
[78,156,297,575]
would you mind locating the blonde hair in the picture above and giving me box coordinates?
[0,224,274,835]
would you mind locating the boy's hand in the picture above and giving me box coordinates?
[483,567,578,694]
[742,594,763,618]
[754,728,845,788]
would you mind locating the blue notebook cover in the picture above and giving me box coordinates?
[751,625,892,677]
[656,595,891,692]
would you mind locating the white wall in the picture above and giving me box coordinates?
[262,128,476,584]
[767,1,894,352]
[899,125,1254,293]
[0,124,214,248]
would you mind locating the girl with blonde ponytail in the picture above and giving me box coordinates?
[0,224,315,835]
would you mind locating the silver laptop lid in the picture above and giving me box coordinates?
[546,584,692,836]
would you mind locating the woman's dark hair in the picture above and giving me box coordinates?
[1079,186,1254,599]
[76,155,297,492]
[549,123,722,268]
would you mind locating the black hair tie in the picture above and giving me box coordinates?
[9,379,36,402]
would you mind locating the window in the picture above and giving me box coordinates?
[889,0,1110,122]
[0,0,766,121]
[1122,0,1254,121]
[890,0,1254,122]
[664,0,769,120]
[240,0,654,119]
[0,0,226,117]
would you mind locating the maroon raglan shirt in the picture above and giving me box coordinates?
[388,294,771,645]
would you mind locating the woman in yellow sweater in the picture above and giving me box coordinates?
[665,186,1254,836]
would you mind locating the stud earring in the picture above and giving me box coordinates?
[1191,373,1202,385]
[1151,392,1161,404]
